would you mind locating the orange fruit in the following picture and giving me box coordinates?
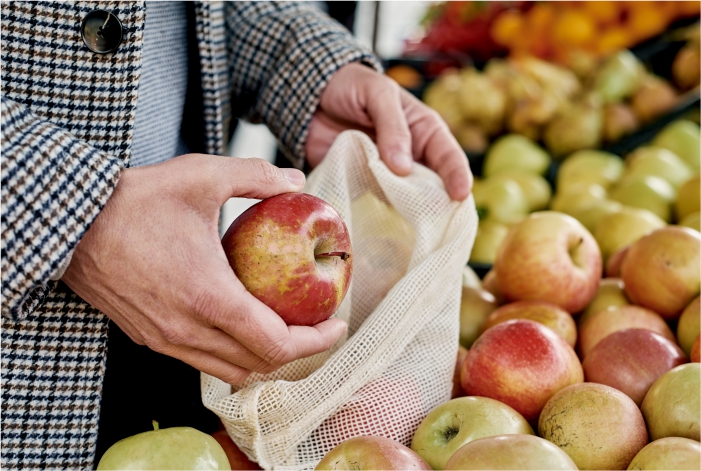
[580,1,622,25]
[677,1,701,16]
[552,10,597,47]
[527,3,557,30]
[596,27,635,56]
[491,10,525,47]
[625,3,670,41]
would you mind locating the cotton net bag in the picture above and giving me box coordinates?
[202,130,478,470]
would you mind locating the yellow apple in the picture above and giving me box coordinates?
[652,119,700,172]
[460,286,499,348]
[680,212,701,232]
[609,174,676,222]
[579,277,630,327]
[470,220,510,264]
[483,134,551,177]
[594,206,666,263]
[473,178,529,225]
[675,174,700,221]
[678,296,701,357]
[624,146,693,190]
[569,199,623,234]
[491,173,552,212]
[556,149,624,190]
[550,183,607,216]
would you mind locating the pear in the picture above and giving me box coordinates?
[625,146,693,190]
[593,50,645,103]
[610,175,676,222]
[557,149,623,190]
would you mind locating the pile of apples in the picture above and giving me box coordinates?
[317,209,700,470]
[423,47,698,158]
[470,118,701,268]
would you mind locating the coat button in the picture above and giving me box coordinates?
[81,9,123,54]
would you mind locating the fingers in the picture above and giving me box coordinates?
[401,90,474,201]
[203,280,348,368]
[205,156,306,202]
[365,80,414,176]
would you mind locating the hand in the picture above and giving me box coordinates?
[62,155,347,385]
[306,62,473,201]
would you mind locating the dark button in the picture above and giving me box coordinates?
[81,9,123,54]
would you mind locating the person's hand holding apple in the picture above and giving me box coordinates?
[63,155,348,385]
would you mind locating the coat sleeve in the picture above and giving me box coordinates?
[224,2,383,168]
[1,97,125,320]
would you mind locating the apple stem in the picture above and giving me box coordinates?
[152,420,159,431]
[315,251,350,261]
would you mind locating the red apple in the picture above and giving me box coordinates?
[480,301,577,347]
[692,334,700,362]
[642,363,700,441]
[460,319,583,421]
[578,304,675,358]
[627,437,701,471]
[444,434,578,470]
[605,245,629,278]
[315,436,431,470]
[452,345,469,399]
[211,429,261,470]
[221,193,353,326]
[494,212,602,313]
[621,226,701,319]
[410,396,534,470]
[582,328,687,406]
[539,383,648,470]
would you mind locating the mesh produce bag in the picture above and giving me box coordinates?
[202,130,478,470]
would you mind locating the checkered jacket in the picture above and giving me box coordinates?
[1,2,378,468]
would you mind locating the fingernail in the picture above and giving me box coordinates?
[391,152,414,173]
[281,168,306,186]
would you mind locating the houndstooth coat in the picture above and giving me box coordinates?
[1,2,378,468]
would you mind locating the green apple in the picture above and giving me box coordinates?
[411,396,534,470]
[676,174,700,221]
[444,435,578,470]
[460,286,498,348]
[579,277,630,327]
[470,220,510,264]
[626,437,701,471]
[483,134,551,177]
[490,172,552,212]
[569,199,623,234]
[678,296,701,357]
[609,175,675,222]
[97,423,230,470]
[550,183,607,216]
[642,363,700,441]
[594,206,666,263]
[680,212,701,232]
[624,146,693,190]
[556,149,624,190]
[652,119,701,172]
[473,178,529,225]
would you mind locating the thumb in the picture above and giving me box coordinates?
[217,157,306,201]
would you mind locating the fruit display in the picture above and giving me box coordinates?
[467,118,700,273]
